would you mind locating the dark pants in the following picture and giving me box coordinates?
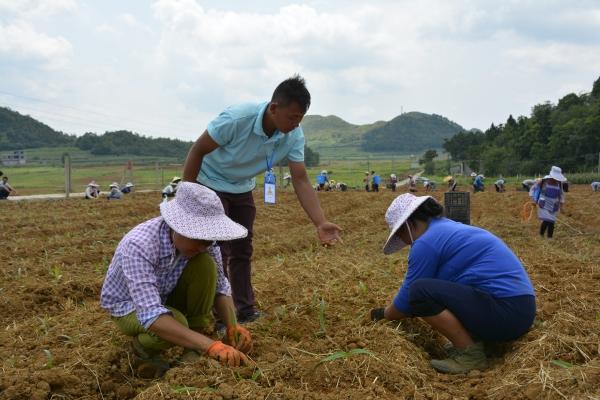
[372,183,379,192]
[0,188,9,199]
[408,278,536,342]
[540,221,555,238]
[214,190,256,318]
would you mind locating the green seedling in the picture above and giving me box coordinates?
[317,348,380,366]
[171,385,200,394]
[94,255,110,275]
[551,359,573,369]
[42,349,54,369]
[49,265,63,282]
[316,298,326,337]
[596,311,600,321]
[358,281,368,294]
[228,313,240,344]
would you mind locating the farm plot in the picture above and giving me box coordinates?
[0,188,599,399]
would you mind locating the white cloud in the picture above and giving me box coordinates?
[0,0,76,17]
[0,20,72,66]
[2,0,600,139]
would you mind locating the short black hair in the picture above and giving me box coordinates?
[409,198,444,222]
[271,74,311,113]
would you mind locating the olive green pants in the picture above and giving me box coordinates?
[113,252,217,351]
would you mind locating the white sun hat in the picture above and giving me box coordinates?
[87,181,99,187]
[470,172,477,177]
[383,193,437,255]
[160,182,248,241]
[547,166,567,182]
[109,182,119,188]
[125,182,135,187]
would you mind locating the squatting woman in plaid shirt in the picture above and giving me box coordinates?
[101,183,252,378]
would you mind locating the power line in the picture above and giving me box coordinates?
[0,90,202,138]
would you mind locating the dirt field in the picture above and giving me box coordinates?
[1,187,599,399]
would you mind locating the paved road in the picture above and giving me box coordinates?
[5,190,158,201]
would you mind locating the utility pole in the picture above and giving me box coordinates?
[63,153,71,198]
[598,152,600,174]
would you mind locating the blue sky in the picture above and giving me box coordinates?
[1,0,599,141]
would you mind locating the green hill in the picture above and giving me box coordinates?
[302,115,385,147]
[361,112,465,153]
[0,106,74,150]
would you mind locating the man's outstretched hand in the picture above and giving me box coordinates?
[317,221,343,246]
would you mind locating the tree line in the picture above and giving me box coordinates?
[443,76,600,175]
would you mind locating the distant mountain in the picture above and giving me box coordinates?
[301,115,385,148]
[0,106,192,158]
[361,112,465,153]
[0,106,74,150]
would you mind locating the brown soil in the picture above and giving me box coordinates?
[1,187,599,399]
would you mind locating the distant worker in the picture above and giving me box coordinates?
[371,171,381,192]
[444,176,457,192]
[363,171,371,192]
[163,177,182,200]
[408,175,417,193]
[530,166,567,239]
[283,172,291,188]
[121,182,135,194]
[107,182,123,200]
[389,174,398,192]
[316,170,328,191]
[336,182,348,192]
[85,181,100,200]
[473,174,485,193]
[425,180,437,192]
[0,176,16,199]
[494,179,505,193]
[592,181,600,192]
[522,179,536,191]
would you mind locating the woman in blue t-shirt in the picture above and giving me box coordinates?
[369,194,536,374]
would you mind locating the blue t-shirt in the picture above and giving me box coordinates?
[198,102,305,194]
[474,176,483,187]
[393,218,534,315]
[372,175,381,184]
[317,174,327,185]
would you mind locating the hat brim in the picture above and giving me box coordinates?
[550,173,567,182]
[382,195,432,255]
[160,201,248,241]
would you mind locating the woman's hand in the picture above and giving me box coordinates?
[224,324,253,353]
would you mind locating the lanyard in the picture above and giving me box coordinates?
[265,141,279,171]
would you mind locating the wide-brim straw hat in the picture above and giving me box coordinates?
[171,176,182,184]
[383,193,436,255]
[443,175,453,183]
[87,181,99,187]
[125,182,135,187]
[470,172,477,177]
[548,166,567,182]
[160,182,248,241]
[109,182,119,188]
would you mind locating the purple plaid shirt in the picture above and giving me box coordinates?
[100,216,231,329]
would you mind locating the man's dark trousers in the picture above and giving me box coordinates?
[215,190,256,319]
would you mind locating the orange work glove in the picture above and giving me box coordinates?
[225,324,253,353]
[206,341,247,367]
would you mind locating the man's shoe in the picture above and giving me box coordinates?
[430,342,488,374]
[129,337,170,379]
[238,310,264,324]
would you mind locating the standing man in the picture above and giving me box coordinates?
[182,75,342,323]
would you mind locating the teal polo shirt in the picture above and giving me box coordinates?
[198,102,305,194]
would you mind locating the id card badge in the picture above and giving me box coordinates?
[264,170,276,204]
